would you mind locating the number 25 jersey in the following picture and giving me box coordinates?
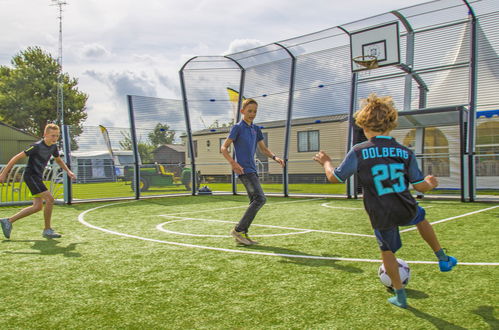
[333,136,425,230]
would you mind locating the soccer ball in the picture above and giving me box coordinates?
[378,258,411,288]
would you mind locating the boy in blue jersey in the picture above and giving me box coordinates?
[221,99,285,245]
[314,94,457,309]
[0,124,76,239]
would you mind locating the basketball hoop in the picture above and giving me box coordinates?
[353,55,379,70]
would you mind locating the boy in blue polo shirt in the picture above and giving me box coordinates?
[221,99,285,245]
[314,94,457,309]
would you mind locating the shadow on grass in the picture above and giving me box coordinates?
[472,306,499,329]
[245,244,363,273]
[385,287,429,299]
[2,239,83,257]
[408,306,467,329]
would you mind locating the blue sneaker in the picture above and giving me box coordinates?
[439,256,457,272]
[1,218,12,239]
[388,289,407,309]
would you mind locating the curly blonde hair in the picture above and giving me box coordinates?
[354,93,398,133]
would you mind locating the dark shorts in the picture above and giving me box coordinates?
[24,174,48,196]
[374,206,426,253]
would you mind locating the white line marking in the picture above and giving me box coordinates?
[157,217,374,238]
[157,220,312,238]
[78,201,499,266]
[400,204,499,233]
[321,202,363,210]
[158,197,325,217]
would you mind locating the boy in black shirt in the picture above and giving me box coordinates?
[314,94,457,309]
[0,124,76,239]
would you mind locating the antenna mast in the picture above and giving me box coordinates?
[51,0,67,126]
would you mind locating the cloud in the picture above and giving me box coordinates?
[85,69,157,100]
[225,39,264,55]
[81,43,111,59]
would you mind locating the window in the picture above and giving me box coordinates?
[298,130,319,152]
[219,138,230,153]
[476,121,499,176]
[403,128,449,176]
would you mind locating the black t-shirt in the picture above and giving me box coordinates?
[24,140,60,177]
[333,136,425,230]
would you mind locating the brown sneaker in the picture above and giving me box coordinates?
[230,228,252,246]
[244,232,259,245]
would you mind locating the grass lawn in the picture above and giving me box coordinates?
[0,196,497,328]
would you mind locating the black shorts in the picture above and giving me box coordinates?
[374,206,426,253]
[24,174,48,196]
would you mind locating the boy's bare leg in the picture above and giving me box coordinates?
[40,191,55,230]
[416,219,457,271]
[381,251,403,290]
[382,250,407,308]
[9,197,44,223]
[415,219,441,252]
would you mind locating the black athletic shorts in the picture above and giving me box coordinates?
[23,174,47,196]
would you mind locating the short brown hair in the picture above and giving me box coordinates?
[241,98,258,109]
[354,93,398,133]
[44,123,60,134]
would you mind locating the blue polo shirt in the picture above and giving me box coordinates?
[228,120,264,174]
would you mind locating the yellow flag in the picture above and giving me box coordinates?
[99,125,114,158]
[226,87,245,103]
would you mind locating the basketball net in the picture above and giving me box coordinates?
[353,55,379,76]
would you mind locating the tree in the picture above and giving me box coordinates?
[0,47,88,137]
[119,130,154,164]
[209,119,234,129]
[148,122,175,147]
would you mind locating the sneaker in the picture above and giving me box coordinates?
[244,233,259,245]
[42,228,62,239]
[439,256,457,272]
[230,228,252,246]
[388,291,408,309]
[1,218,12,239]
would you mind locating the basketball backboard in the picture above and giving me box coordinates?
[350,22,400,72]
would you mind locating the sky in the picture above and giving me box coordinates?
[0,0,431,128]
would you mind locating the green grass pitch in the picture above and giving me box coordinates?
[0,196,498,329]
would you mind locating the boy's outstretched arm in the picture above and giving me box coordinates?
[54,157,77,180]
[313,151,341,183]
[413,175,439,193]
[0,152,26,182]
[257,140,285,168]
[221,138,244,175]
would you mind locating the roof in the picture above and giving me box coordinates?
[191,114,348,136]
[153,144,186,153]
[0,121,38,138]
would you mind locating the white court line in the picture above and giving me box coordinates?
[158,197,326,217]
[157,217,374,238]
[321,202,363,210]
[400,204,499,233]
[78,201,499,266]
[157,219,312,238]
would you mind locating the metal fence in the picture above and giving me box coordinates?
[1,0,498,205]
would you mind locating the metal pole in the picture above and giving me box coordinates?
[127,95,140,199]
[232,69,245,195]
[463,0,478,202]
[274,43,296,198]
[179,58,197,195]
[346,73,358,199]
[62,124,72,204]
